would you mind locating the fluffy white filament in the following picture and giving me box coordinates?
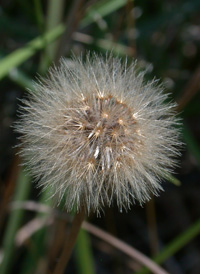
[16,54,181,214]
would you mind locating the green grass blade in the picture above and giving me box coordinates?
[81,0,129,28]
[45,0,65,60]
[75,229,96,274]
[0,0,131,81]
[0,168,31,274]
[135,218,200,274]
[34,0,45,32]
[9,65,53,274]
[20,189,53,274]
[162,173,181,186]
[0,24,65,81]
[182,123,200,166]
[9,69,34,90]
[39,0,65,73]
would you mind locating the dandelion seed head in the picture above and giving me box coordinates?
[16,53,181,214]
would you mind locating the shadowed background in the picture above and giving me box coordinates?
[0,0,200,273]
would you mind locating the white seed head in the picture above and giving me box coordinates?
[15,54,181,214]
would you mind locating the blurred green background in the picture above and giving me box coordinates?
[0,0,200,273]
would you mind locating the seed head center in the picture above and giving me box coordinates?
[64,94,139,171]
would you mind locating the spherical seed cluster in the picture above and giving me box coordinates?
[16,54,181,214]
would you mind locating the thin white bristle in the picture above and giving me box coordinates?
[15,53,181,215]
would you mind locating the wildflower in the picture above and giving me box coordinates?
[16,54,180,214]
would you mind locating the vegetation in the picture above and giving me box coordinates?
[0,0,200,273]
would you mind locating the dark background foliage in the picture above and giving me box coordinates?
[0,0,200,273]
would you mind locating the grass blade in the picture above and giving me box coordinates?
[182,123,200,166]
[0,0,131,81]
[75,229,96,274]
[0,168,31,274]
[135,218,200,274]
[81,0,129,28]
[0,24,64,81]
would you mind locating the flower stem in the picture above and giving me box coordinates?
[53,209,85,274]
